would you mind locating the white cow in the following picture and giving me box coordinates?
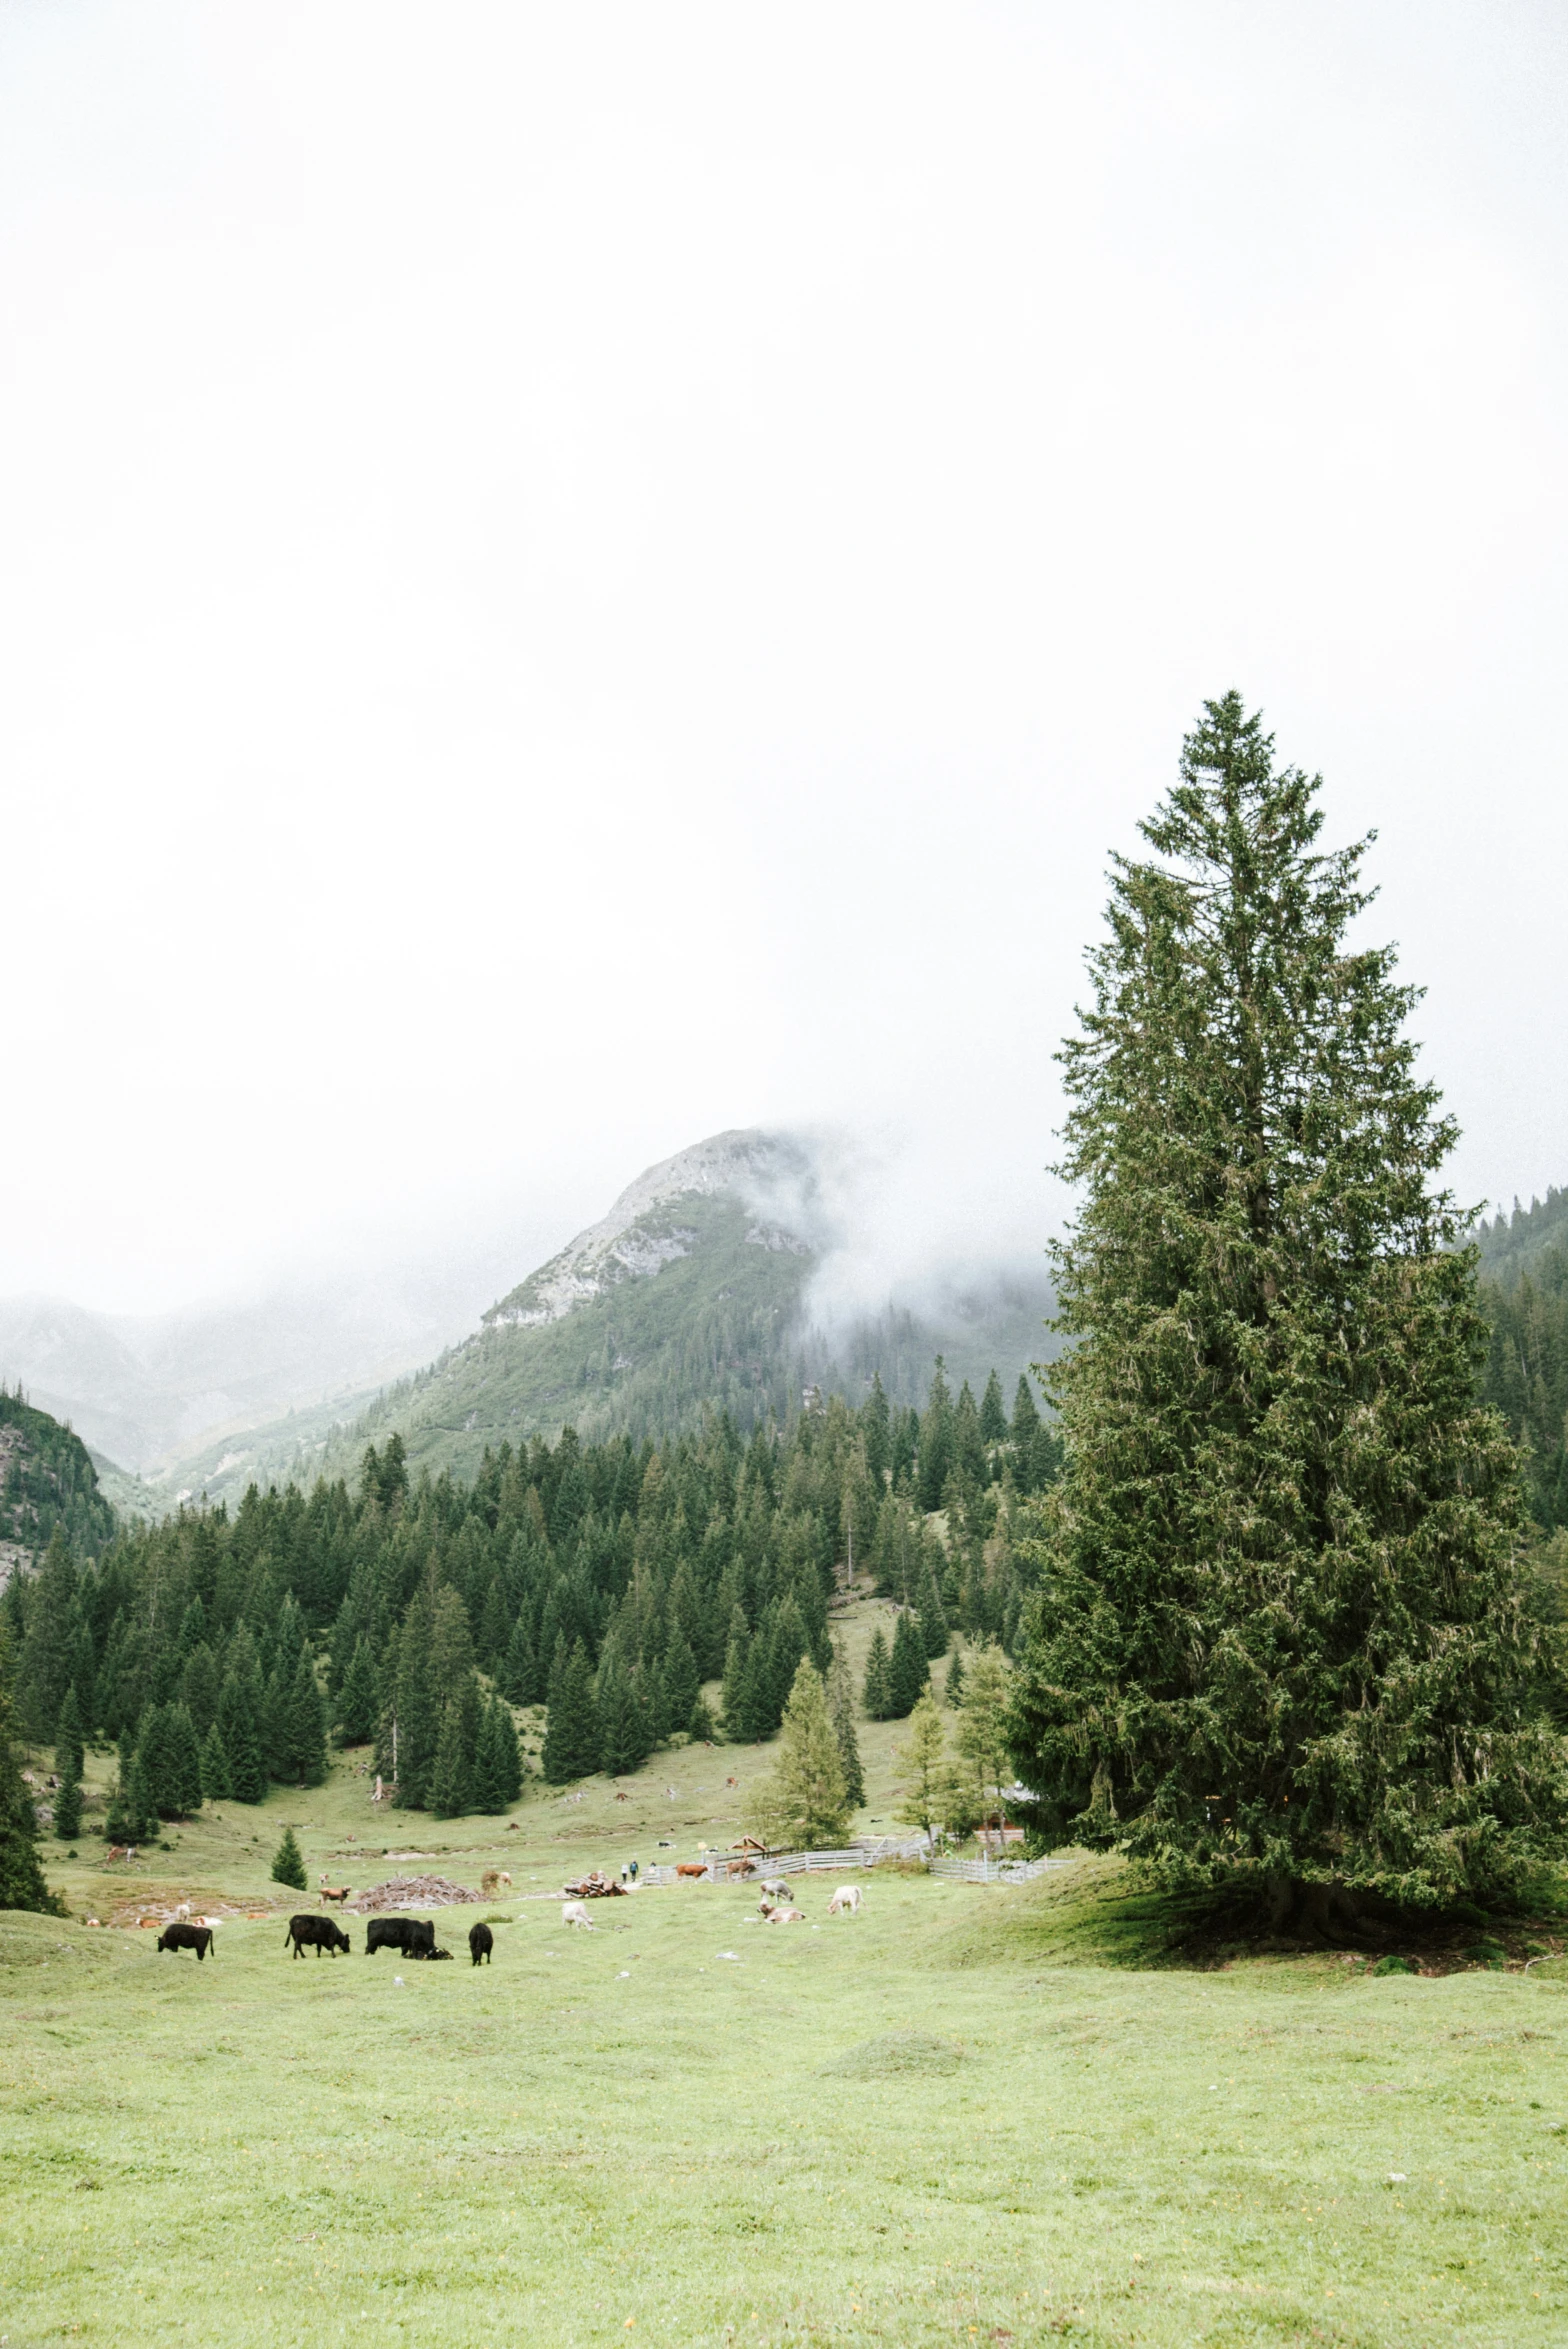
[561,1900,594,1929]
[827,1885,862,1916]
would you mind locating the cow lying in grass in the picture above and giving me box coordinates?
[286,1915,351,1959]
[157,1922,215,1960]
[366,1916,434,1959]
[758,1897,806,1924]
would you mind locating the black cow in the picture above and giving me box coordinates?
[422,1946,454,1960]
[156,1922,214,1961]
[285,1914,351,1959]
[468,1922,493,1966]
[365,1916,434,1959]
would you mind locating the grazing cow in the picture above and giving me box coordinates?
[827,1885,863,1916]
[561,1900,593,1929]
[676,1862,708,1880]
[365,1916,435,1959]
[725,1775,739,1789]
[157,1922,215,1960]
[469,1922,494,1966]
[498,1872,511,1887]
[286,1914,351,1959]
[759,1878,792,1903]
[174,1900,192,1920]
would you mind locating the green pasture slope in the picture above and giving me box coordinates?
[6,1745,1568,2346]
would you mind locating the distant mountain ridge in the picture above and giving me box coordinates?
[484,1130,814,1329]
[147,1128,1056,1506]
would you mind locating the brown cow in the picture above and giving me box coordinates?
[676,1862,708,1880]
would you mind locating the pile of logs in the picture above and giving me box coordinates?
[561,1870,627,1899]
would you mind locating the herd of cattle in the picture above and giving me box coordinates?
[153,1873,866,1966]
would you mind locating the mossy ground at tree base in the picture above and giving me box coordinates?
[6,1735,1568,2347]
[936,1856,1568,1982]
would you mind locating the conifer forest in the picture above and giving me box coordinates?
[1,1363,1059,1833]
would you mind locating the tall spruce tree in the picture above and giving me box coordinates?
[749,1659,848,1850]
[828,1646,866,1811]
[336,1636,379,1747]
[199,1720,232,1802]
[861,1627,892,1721]
[887,1611,929,1719]
[1008,694,1568,1927]
[542,1640,599,1783]
[53,1684,85,1787]
[1,1624,58,1910]
[271,1825,307,1890]
[217,1673,266,1804]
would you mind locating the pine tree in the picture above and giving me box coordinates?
[53,1684,84,1788]
[887,1611,929,1718]
[499,1613,537,1706]
[1009,693,1568,1926]
[978,1370,1008,1447]
[598,1662,651,1777]
[917,1360,955,1512]
[861,1627,892,1721]
[180,1644,220,1739]
[271,1826,307,1891]
[718,1609,750,1740]
[955,1642,1014,1815]
[134,1706,177,1820]
[430,1701,469,1817]
[126,1751,159,1843]
[336,1636,379,1747]
[0,1625,58,1910]
[542,1641,599,1784]
[492,1698,524,1807]
[944,1647,966,1707]
[1009,1375,1043,1489]
[217,1673,267,1805]
[163,1702,204,1817]
[659,1633,700,1741]
[53,1764,82,1842]
[916,1559,949,1661]
[748,1659,848,1850]
[828,1647,865,1811]
[469,1698,504,1812]
[893,1693,949,1846]
[200,1721,232,1802]
[392,1597,440,1807]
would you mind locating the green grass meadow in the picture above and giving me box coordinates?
[6,1632,1568,2349]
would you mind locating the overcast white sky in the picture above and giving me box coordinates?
[3,2,1566,1317]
